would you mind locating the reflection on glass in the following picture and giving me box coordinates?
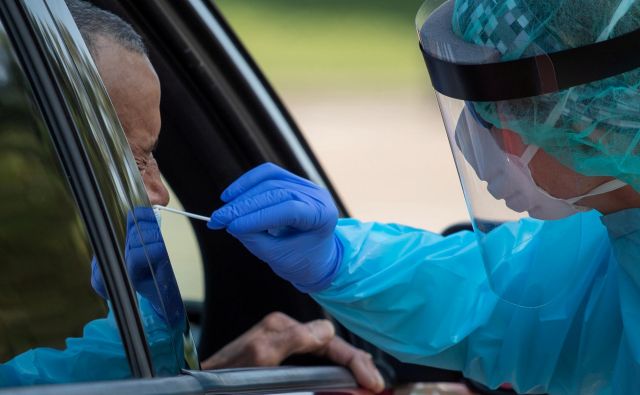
[0,21,131,386]
[0,7,195,385]
[161,184,204,303]
[26,2,199,373]
[91,207,189,375]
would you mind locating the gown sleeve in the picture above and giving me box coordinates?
[313,213,619,394]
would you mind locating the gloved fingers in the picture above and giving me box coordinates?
[137,240,169,263]
[125,225,163,249]
[210,188,300,229]
[222,179,321,208]
[125,239,168,271]
[125,218,160,251]
[125,248,154,277]
[126,207,156,229]
[226,200,316,235]
[221,162,316,203]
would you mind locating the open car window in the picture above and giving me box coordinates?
[162,182,204,303]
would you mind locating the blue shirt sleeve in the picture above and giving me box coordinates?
[313,213,621,394]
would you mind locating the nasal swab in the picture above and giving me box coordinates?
[152,205,210,222]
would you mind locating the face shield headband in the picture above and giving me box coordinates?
[419,0,640,102]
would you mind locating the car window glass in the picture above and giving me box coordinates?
[32,0,201,374]
[215,0,468,232]
[162,181,204,302]
[0,22,131,387]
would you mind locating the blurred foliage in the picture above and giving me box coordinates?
[214,0,441,91]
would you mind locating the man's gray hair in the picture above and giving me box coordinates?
[66,0,147,57]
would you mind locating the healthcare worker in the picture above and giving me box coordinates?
[208,0,640,393]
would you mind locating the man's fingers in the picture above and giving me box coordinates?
[221,163,314,202]
[242,318,335,366]
[201,313,385,394]
[320,337,385,393]
[267,319,335,359]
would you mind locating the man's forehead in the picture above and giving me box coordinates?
[93,36,162,154]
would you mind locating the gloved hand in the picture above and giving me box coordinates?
[91,207,185,326]
[208,163,342,293]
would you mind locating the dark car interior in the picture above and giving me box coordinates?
[87,1,514,393]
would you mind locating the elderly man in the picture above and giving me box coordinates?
[68,0,384,392]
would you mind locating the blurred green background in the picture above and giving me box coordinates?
[215,0,430,91]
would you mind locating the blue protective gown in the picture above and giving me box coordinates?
[314,209,640,394]
[0,297,183,387]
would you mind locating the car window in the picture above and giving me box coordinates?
[215,0,468,232]
[0,21,131,387]
[46,0,199,375]
[0,0,201,386]
[162,181,204,303]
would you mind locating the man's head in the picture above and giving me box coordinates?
[67,0,169,206]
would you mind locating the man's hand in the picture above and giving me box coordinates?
[200,312,385,393]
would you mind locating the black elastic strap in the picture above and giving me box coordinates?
[422,28,640,102]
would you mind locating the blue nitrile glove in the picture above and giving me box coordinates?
[208,163,342,293]
[91,207,184,326]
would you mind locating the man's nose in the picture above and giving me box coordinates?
[147,174,170,207]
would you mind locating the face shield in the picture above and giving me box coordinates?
[417,0,640,307]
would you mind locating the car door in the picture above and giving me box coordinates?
[0,0,366,394]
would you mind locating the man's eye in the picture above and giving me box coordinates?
[135,158,147,171]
